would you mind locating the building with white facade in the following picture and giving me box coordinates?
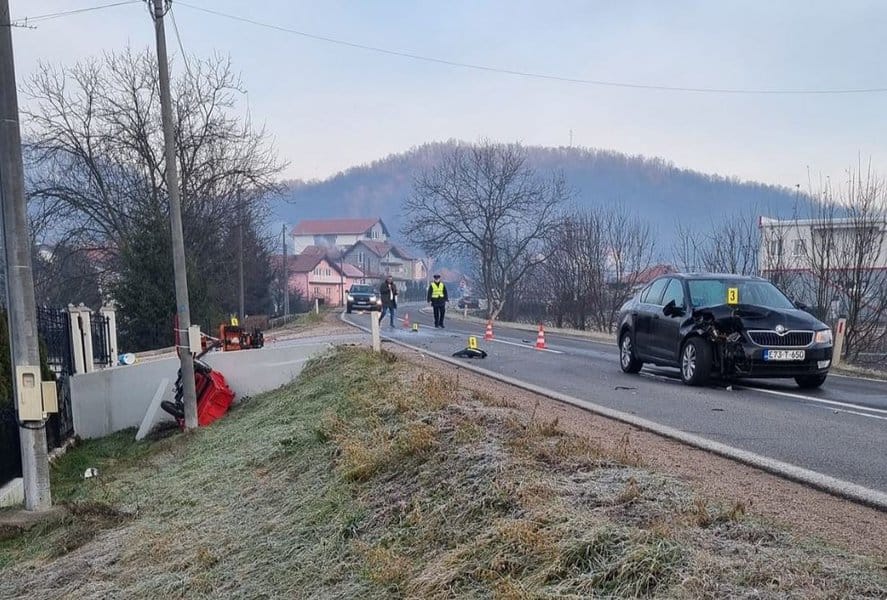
[291,218,389,253]
[758,215,887,274]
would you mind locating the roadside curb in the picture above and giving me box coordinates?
[341,311,887,513]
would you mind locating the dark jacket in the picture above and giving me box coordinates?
[379,280,398,307]
[427,281,449,304]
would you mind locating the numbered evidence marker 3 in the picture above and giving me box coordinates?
[727,287,739,305]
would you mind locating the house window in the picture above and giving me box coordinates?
[792,239,806,257]
[769,239,783,258]
[358,251,364,262]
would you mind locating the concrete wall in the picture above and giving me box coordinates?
[71,341,330,439]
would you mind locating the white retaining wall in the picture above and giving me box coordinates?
[70,342,330,439]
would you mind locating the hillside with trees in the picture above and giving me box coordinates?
[273,141,807,250]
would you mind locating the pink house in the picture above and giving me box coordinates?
[284,254,364,307]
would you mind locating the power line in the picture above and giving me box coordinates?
[177,1,887,96]
[169,6,195,80]
[12,0,140,25]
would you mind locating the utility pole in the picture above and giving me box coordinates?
[151,0,197,429]
[282,224,289,316]
[237,190,245,321]
[0,0,51,510]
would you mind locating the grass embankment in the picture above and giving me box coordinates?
[1,348,885,599]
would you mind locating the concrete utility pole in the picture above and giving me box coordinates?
[151,0,198,429]
[0,0,51,510]
[237,190,245,321]
[282,224,289,316]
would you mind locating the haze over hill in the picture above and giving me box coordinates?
[272,141,807,254]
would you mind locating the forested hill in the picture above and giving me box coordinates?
[272,141,805,250]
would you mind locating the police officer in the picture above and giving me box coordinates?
[427,274,449,328]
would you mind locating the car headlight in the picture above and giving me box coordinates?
[814,329,833,345]
[370,295,376,301]
[347,295,354,301]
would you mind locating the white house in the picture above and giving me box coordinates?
[758,215,887,273]
[291,218,389,253]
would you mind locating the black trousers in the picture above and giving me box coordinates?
[432,303,446,326]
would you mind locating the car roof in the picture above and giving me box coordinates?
[658,272,766,282]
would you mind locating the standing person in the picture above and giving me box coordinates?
[378,275,398,328]
[427,274,449,328]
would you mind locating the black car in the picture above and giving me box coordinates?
[346,284,381,313]
[617,273,834,388]
[458,296,480,309]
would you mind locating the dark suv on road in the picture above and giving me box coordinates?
[346,284,381,313]
[617,273,834,388]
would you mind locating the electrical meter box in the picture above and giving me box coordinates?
[188,325,202,354]
[15,365,43,421]
[41,381,59,414]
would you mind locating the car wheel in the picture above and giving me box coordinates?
[795,373,827,389]
[680,337,712,386]
[619,330,643,374]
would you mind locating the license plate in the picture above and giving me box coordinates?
[764,349,805,361]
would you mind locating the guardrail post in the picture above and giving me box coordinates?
[314,298,319,315]
[832,318,847,368]
[370,311,381,352]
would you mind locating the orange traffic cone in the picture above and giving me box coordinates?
[484,320,494,341]
[535,324,546,350]
[403,312,410,329]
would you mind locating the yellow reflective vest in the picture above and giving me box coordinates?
[430,281,446,299]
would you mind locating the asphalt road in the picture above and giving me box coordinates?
[344,305,887,495]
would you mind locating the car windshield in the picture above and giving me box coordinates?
[350,285,372,293]
[687,279,795,310]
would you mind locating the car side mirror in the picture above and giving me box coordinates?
[794,301,808,311]
[663,299,684,317]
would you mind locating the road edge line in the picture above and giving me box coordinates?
[341,311,887,512]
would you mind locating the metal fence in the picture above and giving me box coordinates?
[91,311,113,369]
[37,306,74,377]
[1,307,79,488]
[0,406,22,488]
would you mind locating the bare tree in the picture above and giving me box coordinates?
[22,48,285,348]
[672,221,703,272]
[23,49,282,252]
[539,210,608,328]
[675,206,760,276]
[402,141,568,320]
[802,165,887,359]
[596,205,657,332]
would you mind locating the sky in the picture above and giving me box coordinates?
[10,1,887,188]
